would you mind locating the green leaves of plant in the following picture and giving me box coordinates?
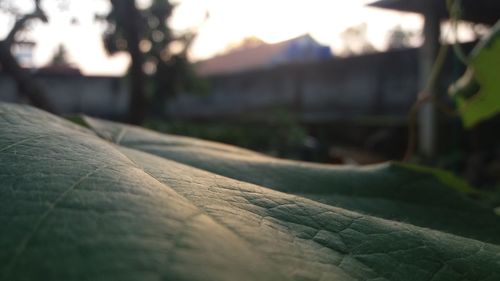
[1,103,499,281]
[449,20,500,128]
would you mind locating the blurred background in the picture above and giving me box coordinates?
[0,0,499,189]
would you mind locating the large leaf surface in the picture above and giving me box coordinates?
[1,103,499,281]
[81,116,500,244]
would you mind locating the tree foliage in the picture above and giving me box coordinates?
[387,25,416,50]
[48,44,71,67]
[101,0,199,123]
[340,23,376,55]
[0,0,54,112]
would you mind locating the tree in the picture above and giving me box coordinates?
[102,0,198,124]
[0,0,54,112]
[387,25,415,49]
[225,36,265,52]
[340,23,376,55]
[102,0,146,124]
[48,44,71,67]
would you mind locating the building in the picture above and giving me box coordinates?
[196,34,333,76]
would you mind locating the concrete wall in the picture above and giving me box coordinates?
[1,48,459,123]
[168,48,421,123]
[0,73,128,118]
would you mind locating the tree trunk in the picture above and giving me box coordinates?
[111,0,147,125]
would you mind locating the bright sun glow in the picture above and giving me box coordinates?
[1,0,424,75]
[171,0,423,60]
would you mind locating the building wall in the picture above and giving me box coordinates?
[1,48,458,123]
[168,48,421,123]
[0,74,129,118]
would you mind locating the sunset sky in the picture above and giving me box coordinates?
[0,0,424,75]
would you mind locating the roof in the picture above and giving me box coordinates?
[368,0,499,25]
[196,34,332,76]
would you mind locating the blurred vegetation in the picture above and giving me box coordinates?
[0,0,54,112]
[48,44,71,67]
[339,23,376,55]
[387,25,418,49]
[144,110,315,160]
[401,3,500,201]
[100,0,204,124]
[449,21,500,128]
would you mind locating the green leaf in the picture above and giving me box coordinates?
[449,20,500,128]
[1,103,500,281]
[396,162,475,194]
[79,115,500,244]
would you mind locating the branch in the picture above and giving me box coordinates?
[172,33,196,56]
[0,0,54,113]
[4,1,47,47]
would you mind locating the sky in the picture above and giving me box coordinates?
[0,0,425,76]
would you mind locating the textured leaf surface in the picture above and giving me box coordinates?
[1,103,500,281]
[81,116,500,244]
